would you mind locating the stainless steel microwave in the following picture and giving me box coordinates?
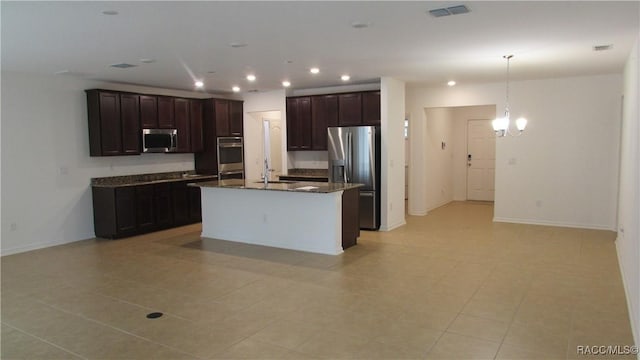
[142,129,177,153]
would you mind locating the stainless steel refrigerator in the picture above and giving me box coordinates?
[328,126,381,230]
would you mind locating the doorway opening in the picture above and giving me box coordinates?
[420,105,496,211]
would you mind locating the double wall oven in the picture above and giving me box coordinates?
[217,137,244,179]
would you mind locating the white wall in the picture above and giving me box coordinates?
[424,107,455,210]
[1,71,220,255]
[617,37,640,349]
[407,74,622,230]
[241,90,286,180]
[380,77,406,231]
[287,151,328,170]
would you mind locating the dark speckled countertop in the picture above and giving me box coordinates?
[91,171,218,188]
[192,179,361,193]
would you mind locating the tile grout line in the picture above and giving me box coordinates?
[1,321,89,360]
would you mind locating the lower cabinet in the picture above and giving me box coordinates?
[92,180,204,239]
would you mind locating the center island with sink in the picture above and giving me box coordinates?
[192,179,362,255]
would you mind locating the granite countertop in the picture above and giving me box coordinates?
[92,171,218,188]
[279,168,329,181]
[192,179,362,193]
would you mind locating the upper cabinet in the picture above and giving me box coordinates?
[190,99,204,153]
[139,95,158,128]
[229,100,244,136]
[362,91,381,125]
[173,98,191,153]
[86,89,141,156]
[286,97,312,151]
[214,99,244,137]
[286,90,380,152]
[311,95,338,150]
[157,96,175,128]
[337,93,362,126]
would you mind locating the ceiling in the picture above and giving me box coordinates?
[2,1,638,95]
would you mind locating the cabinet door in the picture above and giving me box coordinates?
[135,185,155,232]
[115,187,136,233]
[311,95,337,150]
[171,182,190,226]
[195,99,218,174]
[98,91,122,155]
[338,93,363,126]
[286,97,311,150]
[189,186,202,222]
[190,100,204,152]
[214,99,230,137]
[362,91,381,125]
[139,95,158,128]
[120,94,141,154]
[229,100,243,136]
[154,183,172,228]
[174,98,191,152]
[157,96,175,128]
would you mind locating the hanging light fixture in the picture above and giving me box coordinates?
[492,55,527,137]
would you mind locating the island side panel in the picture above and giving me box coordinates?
[200,187,344,255]
[342,187,360,249]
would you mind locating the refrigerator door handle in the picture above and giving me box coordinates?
[347,131,352,182]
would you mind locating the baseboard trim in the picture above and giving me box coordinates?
[1,237,89,257]
[379,219,406,232]
[492,216,615,231]
[615,237,640,355]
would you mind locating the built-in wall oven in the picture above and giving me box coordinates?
[217,137,244,179]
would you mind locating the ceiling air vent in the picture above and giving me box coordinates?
[110,63,137,69]
[428,4,470,17]
[593,44,613,52]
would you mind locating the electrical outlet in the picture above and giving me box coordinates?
[10,223,17,231]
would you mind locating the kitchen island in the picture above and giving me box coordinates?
[192,179,361,255]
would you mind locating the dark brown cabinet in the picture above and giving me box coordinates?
[338,93,363,126]
[92,179,209,239]
[190,100,204,152]
[213,99,244,137]
[140,95,158,128]
[86,90,141,156]
[154,183,173,228]
[195,99,219,174]
[157,96,175,128]
[135,185,155,232]
[362,91,381,125]
[214,99,230,136]
[229,100,244,136]
[286,97,312,150]
[174,98,191,153]
[311,95,338,150]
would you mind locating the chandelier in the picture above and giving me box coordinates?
[492,55,527,137]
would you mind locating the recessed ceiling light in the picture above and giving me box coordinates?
[351,22,371,29]
[282,81,291,87]
[195,80,204,88]
[341,75,351,81]
[246,74,256,81]
[102,10,118,15]
[310,67,320,74]
[447,80,456,86]
[229,42,248,48]
[140,58,156,64]
[232,86,240,92]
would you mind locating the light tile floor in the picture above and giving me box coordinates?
[1,201,635,359]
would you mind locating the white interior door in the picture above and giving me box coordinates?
[467,119,496,201]
[264,118,282,179]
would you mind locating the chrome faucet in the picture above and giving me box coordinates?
[263,158,270,186]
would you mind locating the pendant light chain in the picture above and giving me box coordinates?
[504,54,513,118]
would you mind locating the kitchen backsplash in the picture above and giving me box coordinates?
[287,150,328,169]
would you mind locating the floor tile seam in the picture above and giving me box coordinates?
[206,317,281,358]
[28,299,205,359]
[489,274,531,360]
[1,321,89,360]
[442,327,506,345]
